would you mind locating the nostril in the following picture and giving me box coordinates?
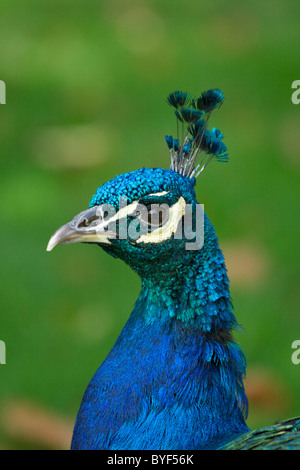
[78,218,88,228]
[78,215,99,228]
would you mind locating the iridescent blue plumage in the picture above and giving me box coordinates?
[47,88,300,450]
[71,167,249,449]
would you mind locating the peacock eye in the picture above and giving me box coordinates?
[137,203,170,229]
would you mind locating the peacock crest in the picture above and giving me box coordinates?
[165,89,228,179]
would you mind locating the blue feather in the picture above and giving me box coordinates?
[167,90,190,109]
[180,107,204,123]
[172,138,179,152]
[192,88,225,112]
[165,134,173,150]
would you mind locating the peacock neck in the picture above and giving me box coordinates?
[76,215,250,449]
[124,217,250,447]
[137,214,238,333]
[114,251,250,448]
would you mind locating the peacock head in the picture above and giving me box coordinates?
[47,89,228,280]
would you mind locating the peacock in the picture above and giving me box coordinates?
[47,89,300,450]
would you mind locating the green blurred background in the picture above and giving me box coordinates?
[0,0,299,449]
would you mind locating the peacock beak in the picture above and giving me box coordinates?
[46,206,116,252]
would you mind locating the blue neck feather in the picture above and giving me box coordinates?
[71,213,249,450]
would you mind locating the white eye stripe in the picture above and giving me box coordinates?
[95,191,181,245]
[148,191,170,197]
[97,192,170,226]
[136,197,186,244]
[103,200,139,225]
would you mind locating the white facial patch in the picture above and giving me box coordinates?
[96,193,170,232]
[103,200,139,225]
[94,199,139,244]
[136,196,186,244]
[98,192,169,229]
[95,191,184,245]
[148,191,170,197]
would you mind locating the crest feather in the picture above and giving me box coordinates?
[165,88,228,179]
